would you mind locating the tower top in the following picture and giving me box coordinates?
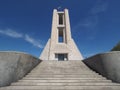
[54,8,68,12]
[56,6,68,11]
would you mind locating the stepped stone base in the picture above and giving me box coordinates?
[0,60,120,90]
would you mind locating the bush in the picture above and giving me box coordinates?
[111,42,120,51]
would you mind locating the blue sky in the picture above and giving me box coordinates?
[0,0,120,58]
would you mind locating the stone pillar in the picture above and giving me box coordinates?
[64,9,72,43]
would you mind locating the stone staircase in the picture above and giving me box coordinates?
[0,60,120,90]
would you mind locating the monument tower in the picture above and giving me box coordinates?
[40,9,83,60]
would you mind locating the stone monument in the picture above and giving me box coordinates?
[40,9,83,60]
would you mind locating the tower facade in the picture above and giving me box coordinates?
[40,9,83,60]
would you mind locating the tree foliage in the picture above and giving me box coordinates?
[111,42,120,51]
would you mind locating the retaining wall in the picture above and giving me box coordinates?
[0,51,40,87]
[83,51,120,83]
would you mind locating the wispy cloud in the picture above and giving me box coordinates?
[0,29,44,49]
[72,16,98,41]
[25,34,43,48]
[0,29,23,38]
[72,16,98,31]
[73,0,108,31]
[72,0,108,41]
[91,0,108,15]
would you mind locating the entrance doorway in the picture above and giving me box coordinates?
[55,54,68,61]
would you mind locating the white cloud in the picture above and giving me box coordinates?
[0,29,23,38]
[0,29,44,49]
[25,34,43,48]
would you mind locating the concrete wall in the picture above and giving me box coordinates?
[0,51,40,87]
[83,51,120,83]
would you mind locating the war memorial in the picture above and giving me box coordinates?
[0,9,120,90]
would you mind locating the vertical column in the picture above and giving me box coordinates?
[64,9,72,43]
[49,9,58,60]
[50,9,58,43]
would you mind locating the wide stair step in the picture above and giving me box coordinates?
[22,77,108,80]
[1,86,120,90]
[25,75,103,78]
[11,82,119,86]
[17,79,112,83]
